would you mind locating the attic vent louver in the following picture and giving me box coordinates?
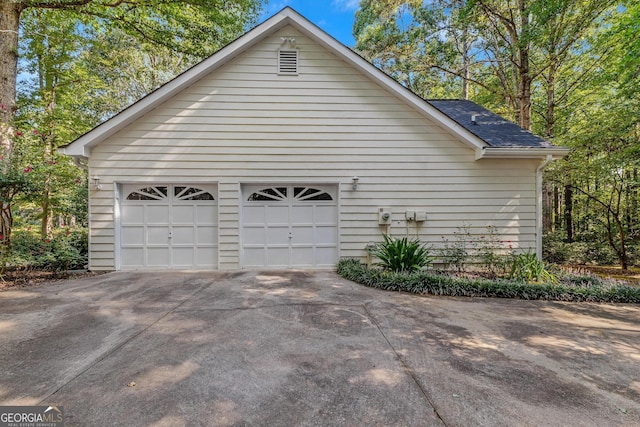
[278,49,298,75]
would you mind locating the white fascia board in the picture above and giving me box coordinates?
[282,11,488,152]
[61,11,294,158]
[476,146,570,160]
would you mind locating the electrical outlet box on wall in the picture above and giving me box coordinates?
[378,208,392,225]
[415,211,427,222]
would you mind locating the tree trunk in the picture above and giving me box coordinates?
[564,184,573,242]
[542,181,553,232]
[554,184,561,230]
[517,0,532,130]
[40,183,53,238]
[0,1,21,155]
[0,1,23,266]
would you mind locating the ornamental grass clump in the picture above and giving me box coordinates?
[509,251,558,285]
[371,235,432,273]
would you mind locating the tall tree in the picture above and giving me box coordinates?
[0,0,262,259]
[353,0,467,99]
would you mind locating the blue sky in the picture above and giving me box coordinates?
[260,0,360,46]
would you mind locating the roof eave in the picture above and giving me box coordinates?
[476,146,570,160]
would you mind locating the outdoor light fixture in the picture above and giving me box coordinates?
[352,176,359,191]
[280,36,296,47]
[91,175,102,190]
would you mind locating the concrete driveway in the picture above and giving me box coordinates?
[1,271,638,426]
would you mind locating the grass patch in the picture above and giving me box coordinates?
[337,258,640,304]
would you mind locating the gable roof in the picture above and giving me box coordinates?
[60,7,568,160]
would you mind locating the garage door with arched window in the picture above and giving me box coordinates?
[241,184,338,268]
[119,184,218,270]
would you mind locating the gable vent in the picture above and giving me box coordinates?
[278,49,298,75]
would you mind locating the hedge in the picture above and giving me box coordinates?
[336,258,640,304]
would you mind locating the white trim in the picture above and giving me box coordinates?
[114,184,122,271]
[477,147,570,160]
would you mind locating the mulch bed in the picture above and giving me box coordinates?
[0,270,105,291]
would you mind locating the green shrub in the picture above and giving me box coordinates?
[371,235,432,272]
[543,231,623,266]
[7,228,88,272]
[509,252,558,285]
[336,258,640,303]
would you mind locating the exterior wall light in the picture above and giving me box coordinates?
[352,176,359,191]
[91,175,102,190]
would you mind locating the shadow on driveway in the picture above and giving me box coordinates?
[1,271,638,426]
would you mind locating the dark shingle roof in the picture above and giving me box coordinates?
[427,99,555,148]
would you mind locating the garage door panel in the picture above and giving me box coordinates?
[291,206,313,224]
[243,206,265,224]
[266,226,290,245]
[314,206,337,223]
[172,206,194,224]
[291,247,314,267]
[147,247,170,266]
[196,205,217,223]
[172,247,195,267]
[121,227,144,245]
[147,206,170,224]
[315,226,338,244]
[147,226,170,245]
[291,227,313,244]
[172,226,194,245]
[315,247,338,266]
[266,206,289,224]
[122,205,144,224]
[243,227,265,245]
[121,248,144,266]
[243,248,265,267]
[196,247,217,268]
[196,226,218,245]
[266,247,289,267]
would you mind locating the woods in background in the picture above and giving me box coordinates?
[354,0,639,269]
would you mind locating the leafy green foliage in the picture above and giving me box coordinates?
[337,259,640,303]
[509,252,559,285]
[7,228,87,272]
[371,235,432,272]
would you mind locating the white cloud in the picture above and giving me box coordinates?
[331,0,360,12]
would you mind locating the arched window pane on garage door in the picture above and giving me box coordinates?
[125,186,214,201]
[126,186,168,201]
[293,187,333,201]
[247,186,332,202]
[247,187,288,201]
[174,186,215,201]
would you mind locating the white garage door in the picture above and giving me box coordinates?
[120,184,218,270]
[241,185,338,268]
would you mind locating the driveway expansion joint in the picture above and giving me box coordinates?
[362,302,449,427]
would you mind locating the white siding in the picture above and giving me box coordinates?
[88,25,539,270]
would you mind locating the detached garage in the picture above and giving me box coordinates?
[61,8,568,271]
